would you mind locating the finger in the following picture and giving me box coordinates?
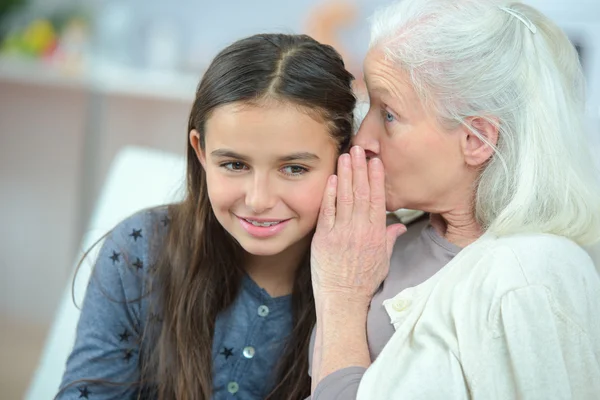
[317,174,337,232]
[336,153,353,224]
[386,224,407,259]
[368,157,387,224]
[350,146,370,218]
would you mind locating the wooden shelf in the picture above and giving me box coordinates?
[0,56,199,102]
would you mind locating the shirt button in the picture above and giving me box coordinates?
[227,381,239,394]
[257,305,269,317]
[392,298,411,312]
[243,346,255,359]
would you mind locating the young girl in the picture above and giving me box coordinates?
[57,33,355,400]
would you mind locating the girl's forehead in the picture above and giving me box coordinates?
[204,102,337,152]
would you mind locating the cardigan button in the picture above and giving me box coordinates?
[392,298,411,312]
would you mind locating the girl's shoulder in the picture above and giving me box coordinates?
[108,205,171,260]
[111,205,171,243]
[90,205,171,306]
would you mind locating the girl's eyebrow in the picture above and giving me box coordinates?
[210,149,249,161]
[211,149,320,163]
[278,152,320,162]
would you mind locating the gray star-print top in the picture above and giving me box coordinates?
[57,207,294,400]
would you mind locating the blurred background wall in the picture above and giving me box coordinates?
[0,0,598,398]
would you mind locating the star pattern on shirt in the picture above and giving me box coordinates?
[123,348,134,362]
[220,347,234,360]
[78,385,91,398]
[149,312,163,323]
[109,251,121,265]
[129,228,143,241]
[132,257,144,270]
[118,328,131,342]
[68,211,198,399]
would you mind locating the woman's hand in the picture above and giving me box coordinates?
[309,146,406,392]
[311,146,406,306]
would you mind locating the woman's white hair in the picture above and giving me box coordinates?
[369,0,600,245]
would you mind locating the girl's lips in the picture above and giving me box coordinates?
[237,217,291,238]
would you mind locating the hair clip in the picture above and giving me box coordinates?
[499,6,537,34]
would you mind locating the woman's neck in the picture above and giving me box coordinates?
[244,235,311,298]
[430,209,483,248]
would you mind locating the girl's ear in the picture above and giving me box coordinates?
[189,129,206,167]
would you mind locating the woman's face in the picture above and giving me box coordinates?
[354,48,476,213]
[192,101,339,257]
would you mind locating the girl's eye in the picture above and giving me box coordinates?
[281,165,308,176]
[222,162,248,171]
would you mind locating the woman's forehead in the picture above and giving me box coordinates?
[364,63,413,105]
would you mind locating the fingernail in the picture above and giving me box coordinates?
[341,153,351,166]
[370,157,382,166]
[351,146,363,156]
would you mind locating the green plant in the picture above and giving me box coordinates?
[0,0,26,18]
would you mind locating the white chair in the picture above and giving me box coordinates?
[25,146,186,399]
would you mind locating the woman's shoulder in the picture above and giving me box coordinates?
[472,234,600,337]
[497,233,597,284]
[465,233,599,303]
[489,233,593,270]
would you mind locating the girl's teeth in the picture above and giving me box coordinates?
[246,219,280,227]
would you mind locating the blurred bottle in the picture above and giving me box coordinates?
[144,18,181,72]
[94,1,138,68]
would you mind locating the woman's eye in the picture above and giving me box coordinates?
[222,162,248,171]
[281,165,308,176]
[385,111,395,122]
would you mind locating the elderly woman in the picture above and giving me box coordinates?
[309,0,600,399]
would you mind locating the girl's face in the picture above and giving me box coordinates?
[191,101,340,257]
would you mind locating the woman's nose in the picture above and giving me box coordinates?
[352,112,381,158]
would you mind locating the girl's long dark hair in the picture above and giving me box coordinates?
[143,34,355,399]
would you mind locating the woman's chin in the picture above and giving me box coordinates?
[386,199,408,213]
[386,195,428,213]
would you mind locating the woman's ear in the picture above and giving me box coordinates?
[189,129,206,167]
[460,116,499,167]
